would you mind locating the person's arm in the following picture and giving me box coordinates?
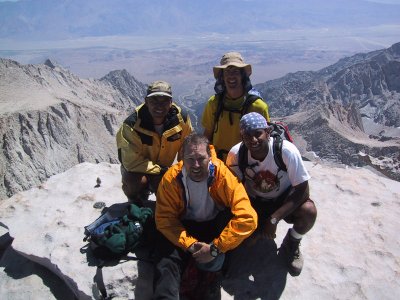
[210,163,258,253]
[201,96,216,143]
[155,167,198,251]
[177,114,194,161]
[261,181,309,239]
[225,144,243,181]
[117,123,163,174]
[262,103,270,122]
[272,140,310,221]
[203,128,213,142]
[271,181,309,222]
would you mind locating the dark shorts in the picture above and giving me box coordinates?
[120,165,163,200]
[250,188,314,226]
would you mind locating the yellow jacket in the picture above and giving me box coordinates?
[156,146,257,253]
[116,103,193,174]
[201,93,270,162]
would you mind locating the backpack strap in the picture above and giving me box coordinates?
[240,93,261,116]
[94,265,108,299]
[213,92,225,133]
[272,136,287,172]
[238,143,248,183]
[212,91,262,134]
[238,137,287,185]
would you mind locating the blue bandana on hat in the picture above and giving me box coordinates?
[239,112,268,133]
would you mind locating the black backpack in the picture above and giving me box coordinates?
[238,121,294,181]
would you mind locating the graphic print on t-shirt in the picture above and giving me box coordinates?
[251,170,280,193]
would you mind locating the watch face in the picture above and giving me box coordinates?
[270,217,277,225]
[210,244,219,257]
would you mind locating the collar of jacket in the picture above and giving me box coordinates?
[137,103,182,132]
[177,161,216,208]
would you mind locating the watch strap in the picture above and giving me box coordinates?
[210,243,220,257]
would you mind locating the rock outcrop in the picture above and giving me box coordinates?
[0,58,145,200]
[257,42,400,131]
[255,42,400,180]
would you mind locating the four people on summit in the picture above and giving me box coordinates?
[115,52,317,299]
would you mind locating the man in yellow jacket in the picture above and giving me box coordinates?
[202,52,270,162]
[153,133,257,299]
[116,80,193,205]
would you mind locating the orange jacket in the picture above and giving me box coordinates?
[156,146,257,253]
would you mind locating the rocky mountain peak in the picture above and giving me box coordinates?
[0,58,146,200]
[44,58,56,69]
[100,69,147,106]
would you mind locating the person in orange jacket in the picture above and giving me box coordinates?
[153,133,258,299]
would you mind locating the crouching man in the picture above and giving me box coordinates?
[116,80,192,205]
[226,112,317,276]
[153,133,257,299]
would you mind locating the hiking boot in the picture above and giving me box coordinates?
[280,230,304,276]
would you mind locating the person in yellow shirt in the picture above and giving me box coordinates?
[116,80,193,205]
[153,133,257,299]
[202,52,270,162]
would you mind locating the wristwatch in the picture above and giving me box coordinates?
[270,217,278,225]
[210,243,220,257]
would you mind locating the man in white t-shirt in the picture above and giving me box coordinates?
[226,112,317,276]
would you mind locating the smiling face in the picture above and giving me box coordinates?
[223,66,244,98]
[183,142,211,182]
[242,128,270,161]
[145,96,172,125]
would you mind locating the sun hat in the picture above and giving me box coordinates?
[239,112,269,133]
[146,80,172,98]
[213,52,252,79]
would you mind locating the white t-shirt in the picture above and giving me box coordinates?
[181,166,220,221]
[226,138,310,200]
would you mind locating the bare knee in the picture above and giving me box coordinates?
[302,200,317,222]
[292,200,317,234]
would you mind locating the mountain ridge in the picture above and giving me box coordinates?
[0,58,145,200]
[1,43,400,199]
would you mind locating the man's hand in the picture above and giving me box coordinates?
[189,242,215,264]
[262,222,277,240]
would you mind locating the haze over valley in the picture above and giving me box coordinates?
[1,0,400,99]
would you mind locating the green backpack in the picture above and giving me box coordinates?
[84,202,153,260]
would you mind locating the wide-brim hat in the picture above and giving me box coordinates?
[213,52,252,79]
[146,80,172,98]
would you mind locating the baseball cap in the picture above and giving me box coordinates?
[146,80,172,98]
